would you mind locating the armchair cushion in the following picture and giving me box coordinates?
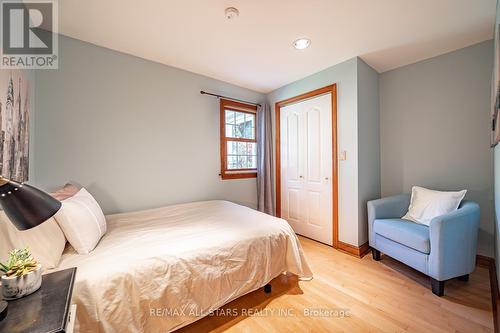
[374,219,430,254]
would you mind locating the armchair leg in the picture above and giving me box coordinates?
[431,278,445,296]
[458,274,469,282]
[372,249,381,261]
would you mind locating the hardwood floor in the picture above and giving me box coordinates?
[179,237,493,333]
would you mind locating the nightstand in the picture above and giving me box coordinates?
[0,267,77,333]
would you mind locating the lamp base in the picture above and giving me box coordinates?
[0,300,7,321]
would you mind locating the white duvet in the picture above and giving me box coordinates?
[54,200,312,333]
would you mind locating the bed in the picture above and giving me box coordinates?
[53,200,313,333]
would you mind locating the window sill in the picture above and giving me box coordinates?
[220,172,257,180]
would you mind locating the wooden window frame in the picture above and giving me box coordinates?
[220,99,258,180]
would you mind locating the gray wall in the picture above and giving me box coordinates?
[32,34,492,255]
[357,58,381,244]
[34,36,264,214]
[380,40,494,256]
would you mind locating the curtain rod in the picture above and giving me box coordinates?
[200,91,261,107]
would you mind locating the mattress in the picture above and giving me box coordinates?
[54,200,313,333]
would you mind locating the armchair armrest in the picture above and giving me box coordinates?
[367,194,410,246]
[428,201,480,281]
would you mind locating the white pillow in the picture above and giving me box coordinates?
[402,186,467,226]
[54,188,107,254]
[0,212,66,270]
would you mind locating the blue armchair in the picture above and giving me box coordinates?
[367,194,480,296]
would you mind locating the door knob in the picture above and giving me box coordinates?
[299,175,303,178]
[325,177,329,180]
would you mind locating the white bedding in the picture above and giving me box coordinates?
[54,200,312,333]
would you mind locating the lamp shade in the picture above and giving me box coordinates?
[0,178,61,231]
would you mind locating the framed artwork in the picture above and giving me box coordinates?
[0,70,30,181]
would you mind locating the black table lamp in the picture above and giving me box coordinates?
[0,176,62,321]
[0,177,61,230]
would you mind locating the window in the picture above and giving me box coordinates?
[220,99,257,179]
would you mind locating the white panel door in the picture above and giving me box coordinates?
[280,93,333,245]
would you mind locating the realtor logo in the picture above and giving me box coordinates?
[1,0,58,69]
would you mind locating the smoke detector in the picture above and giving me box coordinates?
[225,7,239,20]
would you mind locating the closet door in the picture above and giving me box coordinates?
[280,93,333,245]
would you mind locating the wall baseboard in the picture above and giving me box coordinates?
[476,255,499,333]
[477,254,494,269]
[337,241,370,258]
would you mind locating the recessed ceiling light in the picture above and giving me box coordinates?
[293,38,311,50]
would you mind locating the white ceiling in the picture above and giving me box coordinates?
[58,0,496,93]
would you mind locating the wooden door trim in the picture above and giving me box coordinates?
[275,84,339,248]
